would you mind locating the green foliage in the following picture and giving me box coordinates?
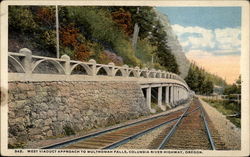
[203,98,241,128]
[63,125,75,136]
[9,6,180,71]
[64,7,121,45]
[9,6,57,55]
[223,75,241,95]
[40,30,56,50]
[62,6,140,66]
[207,73,227,87]
[185,62,227,95]
[8,142,26,149]
[60,47,74,58]
[151,103,162,113]
[135,39,155,64]
[155,47,179,73]
[147,17,179,73]
[185,63,214,95]
[9,6,38,33]
[105,6,179,73]
[114,39,140,66]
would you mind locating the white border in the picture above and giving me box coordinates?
[1,0,249,156]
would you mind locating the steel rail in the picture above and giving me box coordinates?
[103,106,201,149]
[157,105,201,149]
[41,107,188,149]
[102,117,178,149]
[200,107,216,150]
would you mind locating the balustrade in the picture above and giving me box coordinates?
[8,48,188,86]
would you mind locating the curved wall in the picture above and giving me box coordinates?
[8,81,149,147]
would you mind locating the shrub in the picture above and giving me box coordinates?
[9,6,38,33]
[63,125,75,136]
[97,50,123,66]
[113,39,140,66]
[135,39,155,64]
[64,6,140,66]
[111,8,133,36]
[36,7,55,29]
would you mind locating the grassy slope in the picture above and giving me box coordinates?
[202,98,241,128]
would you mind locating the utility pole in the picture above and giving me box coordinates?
[56,5,60,58]
[132,7,140,50]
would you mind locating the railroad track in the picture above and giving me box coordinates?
[149,98,226,150]
[42,98,225,150]
[201,104,227,150]
[42,104,192,149]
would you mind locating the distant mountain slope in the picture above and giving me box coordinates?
[156,10,190,78]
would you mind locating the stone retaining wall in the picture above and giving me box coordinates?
[8,81,149,146]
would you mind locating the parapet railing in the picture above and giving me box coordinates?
[8,48,187,86]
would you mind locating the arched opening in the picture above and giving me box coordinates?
[71,64,88,75]
[97,67,108,76]
[115,69,123,76]
[140,71,147,78]
[156,73,161,78]
[33,60,64,74]
[129,71,135,77]
[8,56,25,73]
[149,72,154,78]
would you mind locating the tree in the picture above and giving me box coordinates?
[185,62,214,95]
[111,8,133,36]
[105,6,179,73]
[9,6,180,71]
[224,75,241,95]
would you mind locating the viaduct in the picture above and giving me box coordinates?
[8,48,192,145]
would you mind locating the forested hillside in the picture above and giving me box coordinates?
[8,6,179,73]
[185,62,227,95]
[9,6,227,95]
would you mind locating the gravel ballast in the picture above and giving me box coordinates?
[116,102,190,149]
[199,98,241,150]
[26,102,189,148]
[117,122,175,149]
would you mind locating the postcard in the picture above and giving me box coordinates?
[1,0,249,156]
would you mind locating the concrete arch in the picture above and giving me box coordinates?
[161,73,166,78]
[139,71,148,78]
[96,66,110,76]
[8,56,25,73]
[114,68,126,77]
[70,63,92,75]
[148,72,156,78]
[32,59,65,74]
[156,72,161,78]
[128,70,137,77]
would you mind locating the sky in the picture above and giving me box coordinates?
[156,7,241,84]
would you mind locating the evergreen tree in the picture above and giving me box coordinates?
[9,6,179,73]
[185,62,214,95]
[224,75,241,95]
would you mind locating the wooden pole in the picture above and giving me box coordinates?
[56,5,60,58]
[132,7,140,50]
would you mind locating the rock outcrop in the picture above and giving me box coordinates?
[156,10,190,79]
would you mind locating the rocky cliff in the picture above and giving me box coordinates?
[156,11,190,79]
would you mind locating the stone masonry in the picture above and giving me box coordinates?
[8,81,149,146]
